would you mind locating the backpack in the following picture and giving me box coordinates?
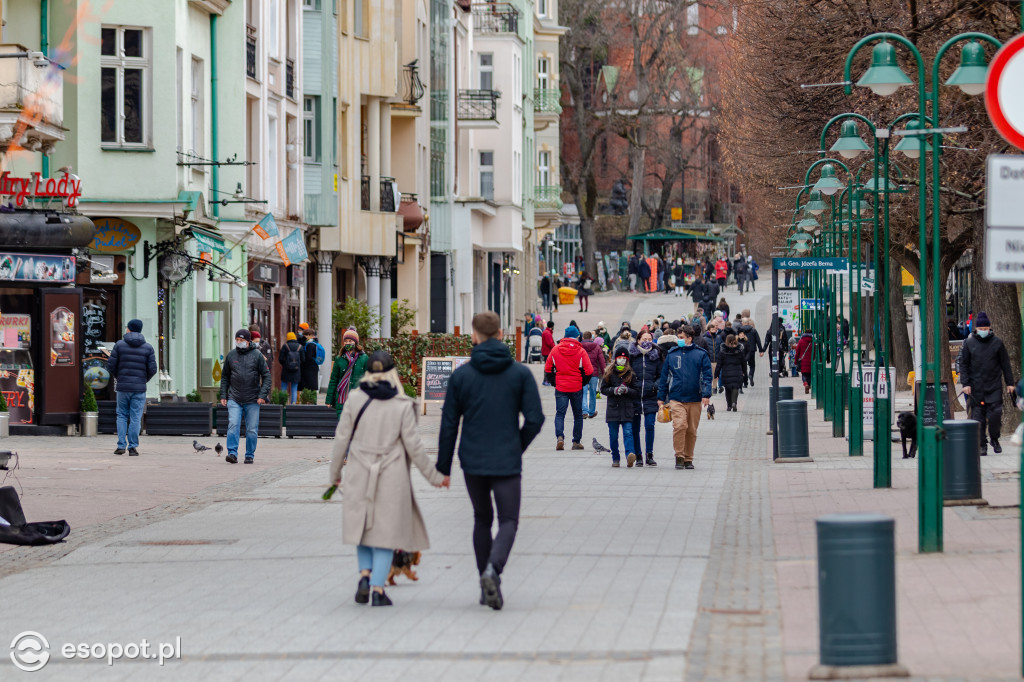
[285,344,301,373]
[312,341,326,366]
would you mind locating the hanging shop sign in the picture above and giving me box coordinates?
[0,171,83,207]
[0,253,76,283]
[91,218,141,252]
[250,262,280,284]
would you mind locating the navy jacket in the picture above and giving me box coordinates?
[437,338,545,476]
[658,344,713,404]
[107,332,157,394]
[629,344,662,414]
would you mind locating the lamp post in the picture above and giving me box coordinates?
[843,31,1002,554]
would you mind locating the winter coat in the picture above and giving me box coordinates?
[600,369,639,423]
[715,345,747,390]
[689,281,705,303]
[107,332,157,394]
[278,340,303,383]
[658,344,713,404]
[703,330,726,363]
[544,338,594,393]
[959,331,1014,405]
[734,259,748,276]
[437,338,544,476]
[541,328,556,357]
[700,281,720,314]
[598,330,612,348]
[329,383,445,552]
[673,264,684,281]
[638,259,651,281]
[581,339,607,378]
[751,260,760,280]
[627,257,639,275]
[739,326,761,361]
[326,351,369,417]
[717,302,730,319]
[220,343,272,404]
[795,333,814,373]
[540,277,551,295]
[657,334,679,356]
[715,260,728,280]
[300,336,321,391]
[629,343,662,414]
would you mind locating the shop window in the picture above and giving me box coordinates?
[100,26,152,148]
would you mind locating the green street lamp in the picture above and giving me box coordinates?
[860,175,902,193]
[946,41,988,96]
[856,40,913,96]
[812,164,844,196]
[797,216,819,232]
[894,120,933,159]
[830,121,871,159]
[804,190,828,216]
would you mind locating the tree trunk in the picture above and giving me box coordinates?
[922,259,959,413]
[580,214,598,288]
[888,255,913,390]
[628,126,646,236]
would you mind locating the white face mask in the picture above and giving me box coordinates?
[976,329,990,338]
[235,340,249,349]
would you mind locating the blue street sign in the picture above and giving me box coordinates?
[801,299,826,310]
[772,257,849,270]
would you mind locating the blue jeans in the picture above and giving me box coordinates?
[607,421,634,461]
[554,390,583,443]
[227,400,260,459]
[582,377,599,416]
[115,391,146,450]
[357,545,394,588]
[282,382,299,403]
[632,411,656,456]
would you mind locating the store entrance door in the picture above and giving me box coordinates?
[197,302,230,403]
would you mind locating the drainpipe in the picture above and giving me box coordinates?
[40,0,49,178]
[210,14,219,217]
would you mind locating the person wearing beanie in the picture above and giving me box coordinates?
[106,319,157,456]
[220,329,271,464]
[327,328,369,418]
[249,324,273,369]
[278,331,303,403]
[299,327,324,394]
[601,347,639,467]
[959,311,1016,455]
[545,319,594,450]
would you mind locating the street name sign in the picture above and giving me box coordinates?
[772,257,849,271]
[985,33,1024,151]
[801,299,826,311]
[984,154,1024,282]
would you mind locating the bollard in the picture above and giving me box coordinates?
[833,372,847,438]
[776,400,812,462]
[768,385,794,435]
[810,514,909,680]
[942,419,985,505]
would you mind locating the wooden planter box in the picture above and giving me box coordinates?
[215,404,284,438]
[145,403,213,436]
[285,405,337,438]
[97,400,117,434]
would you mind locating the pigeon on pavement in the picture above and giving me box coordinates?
[214,443,223,455]
[193,440,211,453]
[592,438,611,453]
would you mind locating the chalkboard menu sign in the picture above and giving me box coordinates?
[420,357,470,414]
[914,381,953,427]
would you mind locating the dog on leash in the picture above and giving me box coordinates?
[706,403,716,420]
[387,550,422,585]
[897,411,917,459]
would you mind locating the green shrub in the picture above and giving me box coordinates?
[391,299,417,335]
[298,388,318,405]
[0,392,7,412]
[81,385,98,413]
[403,383,418,399]
[185,389,203,403]
[332,297,381,349]
[270,389,289,406]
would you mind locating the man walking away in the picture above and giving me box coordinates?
[658,325,712,469]
[748,256,759,291]
[438,312,544,610]
[106,319,156,456]
[544,326,594,450]
[689,276,706,313]
[279,332,303,403]
[958,311,1015,455]
[220,329,272,464]
[540,274,552,313]
[628,255,639,292]
[580,331,606,418]
[733,256,748,293]
[638,257,652,293]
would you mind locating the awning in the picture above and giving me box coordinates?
[626,227,723,242]
[188,227,226,254]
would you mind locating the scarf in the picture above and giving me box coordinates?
[336,351,360,403]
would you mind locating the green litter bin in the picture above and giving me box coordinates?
[768,385,795,435]
[777,399,809,459]
[943,419,982,502]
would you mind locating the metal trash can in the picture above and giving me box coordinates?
[816,514,897,667]
[777,400,809,459]
[768,385,794,435]
[943,419,982,502]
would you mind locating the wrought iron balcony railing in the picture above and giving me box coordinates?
[360,175,370,211]
[245,25,257,79]
[380,177,397,212]
[534,88,562,114]
[285,58,295,99]
[472,3,520,34]
[535,185,563,210]
[457,89,500,122]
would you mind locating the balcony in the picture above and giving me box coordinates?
[536,185,563,211]
[304,193,338,227]
[457,89,500,128]
[380,177,397,212]
[0,44,64,151]
[246,25,257,79]
[285,58,295,99]
[402,60,425,106]
[472,3,520,34]
[534,88,562,115]
[361,175,371,211]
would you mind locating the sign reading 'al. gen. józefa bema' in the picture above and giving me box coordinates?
[772,257,849,271]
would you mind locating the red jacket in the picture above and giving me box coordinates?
[541,328,555,357]
[581,339,606,378]
[795,333,814,373]
[715,259,728,280]
[544,339,594,393]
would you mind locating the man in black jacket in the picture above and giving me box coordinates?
[437,311,544,610]
[106,319,157,456]
[220,329,272,464]
[958,311,1016,455]
[689,277,706,313]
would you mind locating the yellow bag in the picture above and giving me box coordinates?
[657,405,671,423]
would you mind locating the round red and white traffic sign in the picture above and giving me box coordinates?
[986,33,1024,151]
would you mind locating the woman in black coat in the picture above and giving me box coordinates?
[628,330,662,467]
[600,347,640,467]
[714,334,747,411]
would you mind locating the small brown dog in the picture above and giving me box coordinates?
[706,403,716,420]
[387,550,421,585]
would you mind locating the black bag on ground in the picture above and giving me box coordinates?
[0,486,71,546]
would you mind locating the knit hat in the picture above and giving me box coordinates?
[127,319,143,332]
[298,322,310,330]
[975,311,991,327]
[367,350,395,373]
[343,328,360,344]
[564,326,580,339]
[235,329,252,341]
[286,331,297,341]
[251,331,261,340]
[597,321,606,329]
[614,346,630,360]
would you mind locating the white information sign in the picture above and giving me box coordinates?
[850,366,897,441]
[777,288,800,331]
[985,155,1024,282]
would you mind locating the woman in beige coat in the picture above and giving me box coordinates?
[329,351,449,606]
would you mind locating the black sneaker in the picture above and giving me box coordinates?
[371,590,393,607]
[480,563,503,610]
[128,448,139,457]
[114,448,126,455]
[244,457,254,464]
[684,461,695,469]
[646,454,657,467]
[225,454,238,464]
[993,440,1002,454]
[636,456,643,467]
[675,457,685,470]
[355,576,370,604]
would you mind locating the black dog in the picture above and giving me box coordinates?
[897,411,917,459]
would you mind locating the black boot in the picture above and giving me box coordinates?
[480,563,504,610]
[355,575,370,604]
[371,590,393,606]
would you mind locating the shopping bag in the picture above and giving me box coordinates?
[656,405,671,423]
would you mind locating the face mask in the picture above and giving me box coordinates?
[344,343,355,351]
[977,329,990,338]
[235,341,249,350]
[640,341,653,349]
[678,339,688,347]
[616,358,627,368]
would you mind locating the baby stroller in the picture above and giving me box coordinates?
[527,328,544,363]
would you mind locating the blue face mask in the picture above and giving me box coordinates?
[677,339,688,347]
[977,329,990,338]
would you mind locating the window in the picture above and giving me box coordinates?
[100,26,151,147]
[537,58,549,89]
[538,0,547,17]
[303,96,321,162]
[303,0,321,7]
[686,2,699,35]
[354,0,367,37]
[268,115,279,208]
[269,0,279,58]
[480,151,494,201]
[191,57,203,155]
[538,150,550,186]
[175,48,183,151]
[479,53,493,91]
[332,97,338,166]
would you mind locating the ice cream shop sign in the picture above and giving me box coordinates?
[0,171,83,207]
